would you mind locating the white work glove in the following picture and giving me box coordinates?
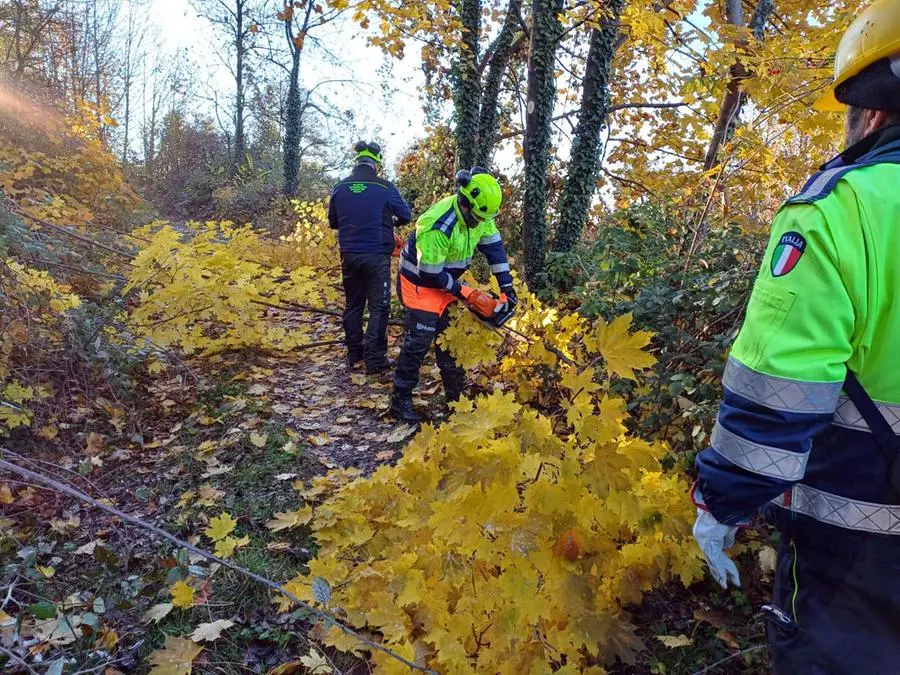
[692,508,741,589]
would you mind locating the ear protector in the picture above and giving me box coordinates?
[455,166,490,209]
[354,141,383,163]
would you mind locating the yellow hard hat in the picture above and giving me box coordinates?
[815,0,900,112]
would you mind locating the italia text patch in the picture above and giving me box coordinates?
[770,231,806,277]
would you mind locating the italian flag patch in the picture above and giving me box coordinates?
[771,231,807,277]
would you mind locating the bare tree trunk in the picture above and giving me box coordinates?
[473,0,523,167]
[453,0,482,169]
[232,0,246,178]
[552,0,625,253]
[522,0,563,290]
[703,0,775,170]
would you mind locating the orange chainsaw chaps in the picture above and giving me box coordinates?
[399,276,457,315]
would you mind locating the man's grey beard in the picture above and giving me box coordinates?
[846,122,867,147]
[845,108,869,147]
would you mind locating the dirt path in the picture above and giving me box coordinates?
[263,308,442,474]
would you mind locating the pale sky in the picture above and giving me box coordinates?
[142,0,430,171]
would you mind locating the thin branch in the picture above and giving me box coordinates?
[691,645,766,674]
[0,454,436,675]
[10,207,133,260]
[0,645,38,675]
[251,299,405,327]
[607,101,687,113]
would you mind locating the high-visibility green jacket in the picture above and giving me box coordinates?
[398,195,512,296]
[696,124,900,537]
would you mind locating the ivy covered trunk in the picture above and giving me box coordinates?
[522,0,562,290]
[473,0,523,168]
[283,52,302,196]
[452,0,482,170]
[552,0,625,253]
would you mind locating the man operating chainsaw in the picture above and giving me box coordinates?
[390,167,516,423]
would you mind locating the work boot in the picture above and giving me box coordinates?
[366,357,394,376]
[389,394,424,424]
[441,372,466,404]
[347,350,364,369]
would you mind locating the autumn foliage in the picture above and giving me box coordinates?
[276,293,703,672]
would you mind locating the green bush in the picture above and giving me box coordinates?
[544,205,766,459]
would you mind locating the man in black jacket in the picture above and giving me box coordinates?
[328,141,412,373]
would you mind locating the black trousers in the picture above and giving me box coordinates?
[392,287,464,400]
[767,524,900,674]
[340,252,391,368]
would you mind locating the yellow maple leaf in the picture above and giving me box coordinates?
[249,432,268,448]
[267,506,313,532]
[214,535,250,558]
[205,512,237,541]
[170,580,196,609]
[148,635,203,674]
[584,313,656,380]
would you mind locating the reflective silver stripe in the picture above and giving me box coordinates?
[774,484,900,535]
[443,276,454,291]
[794,167,848,202]
[478,233,502,245]
[490,262,510,273]
[418,261,445,274]
[444,259,472,269]
[399,259,420,276]
[722,357,841,414]
[833,396,900,433]
[711,422,807,480]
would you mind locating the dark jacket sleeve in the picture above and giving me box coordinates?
[388,185,413,226]
[328,188,339,230]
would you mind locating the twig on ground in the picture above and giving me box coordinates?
[252,299,405,327]
[0,645,39,675]
[691,645,766,674]
[0,453,436,675]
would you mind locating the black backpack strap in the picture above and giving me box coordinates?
[843,371,900,501]
[843,371,900,452]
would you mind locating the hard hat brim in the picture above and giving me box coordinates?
[813,87,847,113]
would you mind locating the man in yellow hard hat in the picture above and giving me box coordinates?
[690,1,900,672]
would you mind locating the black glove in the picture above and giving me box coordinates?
[500,285,517,309]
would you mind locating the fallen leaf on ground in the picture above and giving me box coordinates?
[249,432,269,448]
[758,545,777,576]
[0,485,13,504]
[190,618,235,642]
[274,473,297,481]
[214,535,249,558]
[299,648,333,673]
[85,432,105,455]
[74,540,102,555]
[375,450,394,461]
[196,485,225,506]
[148,636,203,674]
[267,506,313,532]
[205,513,237,541]
[170,580,196,609]
[201,462,233,478]
[656,634,693,648]
[386,424,417,443]
[142,603,174,624]
[307,433,332,446]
